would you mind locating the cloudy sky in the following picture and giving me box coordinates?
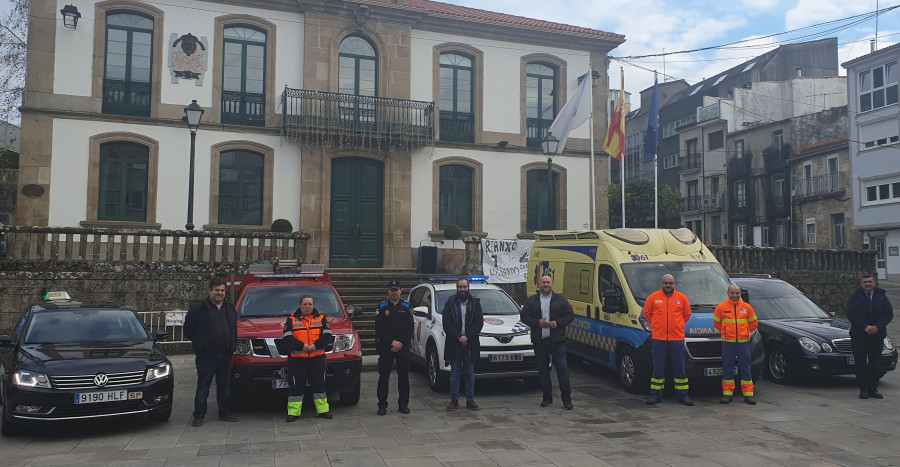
[443,0,899,98]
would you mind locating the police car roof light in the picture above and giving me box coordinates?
[427,275,488,283]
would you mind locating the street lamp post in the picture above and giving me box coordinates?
[183,100,204,231]
[540,132,560,230]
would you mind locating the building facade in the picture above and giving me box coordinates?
[17,0,624,268]
[843,43,900,280]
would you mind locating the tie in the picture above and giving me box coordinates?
[868,292,873,306]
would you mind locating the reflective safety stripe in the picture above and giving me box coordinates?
[673,377,689,391]
[287,399,302,416]
[313,395,329,414]
[283,331,292,338]
[740,379,754,397]
[650,377,664,390]
[722,378,735,396]
[722,337,752,343]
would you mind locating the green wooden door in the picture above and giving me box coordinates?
[330,158,383,268]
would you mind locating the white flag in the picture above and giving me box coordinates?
[547,69,592,154]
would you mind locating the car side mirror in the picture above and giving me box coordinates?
[741,288,749,303]
[601,289,625,314]
[828,311,837,318]
[413,306,429,318]
[346,305,362,317]
[0,335,12,347]
[153,330,171,342]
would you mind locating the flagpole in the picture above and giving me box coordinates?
[619,67,625,229]
[653,71,659,229]
[589,63,596,230]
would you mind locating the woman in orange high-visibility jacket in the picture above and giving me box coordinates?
[282,295,334,421]
[642,274,693,405]
[713,284,759,405]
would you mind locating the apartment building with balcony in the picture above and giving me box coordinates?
[16,0,624,268]
[843,42,900,280]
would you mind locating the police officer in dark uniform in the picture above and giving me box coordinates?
[375,280,414,415]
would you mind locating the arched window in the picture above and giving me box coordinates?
[222,26,267,126]
[98,142,149,221]
[439,164,473,231]
[338,36,377,128]
[103,12,154,116]
[439,53,473,143]
[526,168,558,232]
[526,63,557,148]
[218,150,264,225]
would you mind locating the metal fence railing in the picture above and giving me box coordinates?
[138,311,188,344]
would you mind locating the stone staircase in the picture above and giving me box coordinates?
[328,268,431,354]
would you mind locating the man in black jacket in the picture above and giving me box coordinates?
[374,280,414,415]
[846,274,894,399]
[521,275,575,409]
[184,277,238,427]
[442,278,484,411]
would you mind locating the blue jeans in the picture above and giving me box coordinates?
[650,340,689,400]
[449,349,475,401]
[193,354,232,419]
[534,340,571,404]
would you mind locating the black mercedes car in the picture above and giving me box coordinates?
[0,292,174,436]
[732,277,898,384]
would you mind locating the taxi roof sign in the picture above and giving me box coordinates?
[44,291,72,301]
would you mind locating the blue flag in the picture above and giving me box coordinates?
[643,74,659,163]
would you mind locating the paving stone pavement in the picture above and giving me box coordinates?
[3,281,900,466]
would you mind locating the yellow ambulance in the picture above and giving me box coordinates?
[527,228,764,393]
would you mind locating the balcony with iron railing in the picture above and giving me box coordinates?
[281,87,434,151]
[680,153,702,172]
[701,193,725,211]
[526,118,553,148]
[794,172,845,200]
[681,195,702,212]
[222,91,265,126]
[102,79,151,117]
[439,111,474,143]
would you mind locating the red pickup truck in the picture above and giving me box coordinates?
[227,261,362,406]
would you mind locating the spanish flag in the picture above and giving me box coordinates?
[602,68,625,162]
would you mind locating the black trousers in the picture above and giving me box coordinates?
[377,346,410,408]
[851,333,883,390]
[287,355,327,398]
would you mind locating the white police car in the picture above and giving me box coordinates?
[407,277,537,391]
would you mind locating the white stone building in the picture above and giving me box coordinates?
[843,43,900,280]
[17,0,624,268]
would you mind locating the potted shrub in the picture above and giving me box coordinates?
[443,224,462,248]
[271,219,293,232]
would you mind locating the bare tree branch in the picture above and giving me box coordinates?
[0,0,28,125]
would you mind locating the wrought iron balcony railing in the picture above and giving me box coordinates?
[680,153,702,171]
[222,90,265,126]
[701,193,725,210]
[102,79,151,117]
[681,195,702,212]
[526,118,553,148]
[281,88,434,151]
[794,172,845,199]
[439,111,474,143]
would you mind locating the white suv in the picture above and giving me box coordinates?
[407,279,537,391]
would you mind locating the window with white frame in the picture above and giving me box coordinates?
[859,118,900,151]
[805,218,816,245]
[858,61,898,112]
[762,226,770,247]
[662,153,679,169]
[736,224,747,246]
[832,213,845,249]
[773,130,783,153]
[863,176,900,206]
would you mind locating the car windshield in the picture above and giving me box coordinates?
[238,286,345,318]
[24,309,150,344]
[739,281,831,320]
[620,262,732,307]
[435,288,520,315]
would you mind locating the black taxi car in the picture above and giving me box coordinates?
[0,292,173,436]
[732,277,898,384]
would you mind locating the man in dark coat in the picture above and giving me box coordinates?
[520,275,575,409]
[442,278,484,411]
[184,277,238,426]
[846,274,894,399]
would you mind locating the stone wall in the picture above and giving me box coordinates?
[0,259,248,332]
